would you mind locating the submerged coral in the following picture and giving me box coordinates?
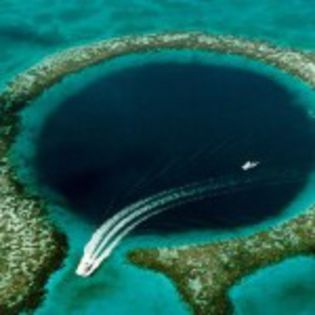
[0,158,67,314]
[129,204,315,314]
[0,32,314,314]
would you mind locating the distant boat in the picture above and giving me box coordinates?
[241,160,260,171]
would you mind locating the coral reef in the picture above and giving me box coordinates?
[0,47,68,315]
[0,32,314,314]
[129,205,315,314]
[0,155,67,314]
[1,32,315,116]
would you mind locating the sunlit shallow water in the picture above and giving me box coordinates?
[3,1,315,314]
[1,0,315,90]
[11,51,315,315]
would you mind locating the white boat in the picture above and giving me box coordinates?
[241,160,260,171]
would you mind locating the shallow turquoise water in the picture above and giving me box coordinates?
[2,1,315,315]
[13,51,315,315]
[1,0,315,89]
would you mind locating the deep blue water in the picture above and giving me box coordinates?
[3,1,315,314]
[34,62,315,231]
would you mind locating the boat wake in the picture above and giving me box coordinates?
[76,170,301,277]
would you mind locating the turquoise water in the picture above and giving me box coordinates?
[13,52,315,315]
[1,0,315,90]
[2,1,315,315]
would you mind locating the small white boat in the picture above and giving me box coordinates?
[241,160,260,171]
[76,257,97,277]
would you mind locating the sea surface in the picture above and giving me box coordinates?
[2,1,315,315]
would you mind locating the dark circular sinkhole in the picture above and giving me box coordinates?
[34,61,315,232]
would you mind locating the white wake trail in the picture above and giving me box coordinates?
[78,170,302,276]
[89,177,222,260]
[94,208,162,265]
[91,183,240,267]
[83,182,191,257]
[90,171,300,260]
